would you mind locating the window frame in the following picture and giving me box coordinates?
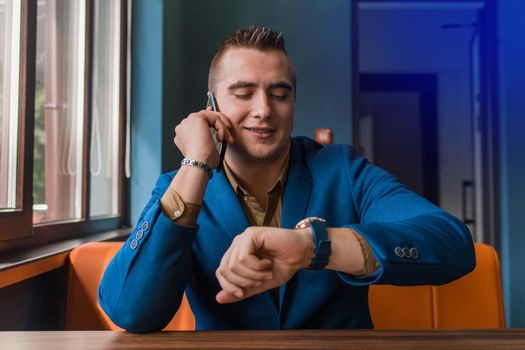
[0,0,129,250]
[0,0,35,242]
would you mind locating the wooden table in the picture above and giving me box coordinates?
[1,329,524,350]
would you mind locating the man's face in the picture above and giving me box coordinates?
[214,48,295,165]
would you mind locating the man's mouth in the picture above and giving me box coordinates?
[244,127,276,135]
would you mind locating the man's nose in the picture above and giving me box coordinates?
[252,92,272,120]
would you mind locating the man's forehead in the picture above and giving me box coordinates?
[216,48,293,86]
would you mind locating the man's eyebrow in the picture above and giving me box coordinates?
[228,81,257,90]
[227,81,293,91]
[269,82,293,91]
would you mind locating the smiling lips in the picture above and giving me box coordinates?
[244,127,276,138]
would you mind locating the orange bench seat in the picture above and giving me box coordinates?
[66,242,504,330]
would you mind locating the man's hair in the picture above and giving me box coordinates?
[208,27,296,92]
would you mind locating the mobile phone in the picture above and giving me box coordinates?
[207,91,227,172]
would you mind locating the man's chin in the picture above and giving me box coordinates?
[246,152,280,164]
[236,148,283,164]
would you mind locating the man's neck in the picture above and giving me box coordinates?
[225,146,290,198]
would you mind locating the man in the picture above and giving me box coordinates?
[99,27,475,332]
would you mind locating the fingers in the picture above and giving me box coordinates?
[215,269,245,299]
[215,280,270,304]
[216,247,273,290]
[215,233,276,303]
[225,244,273,275]
[216,290,238,304]
[173,108,235,167]
[216,289,250,304]
[181,107,235,143]
[176,109,234,144]
[194,109,233,141]
[223,237,273,275]
[208,112,234,144]
[217,259,272,288]
[216,289,256,304]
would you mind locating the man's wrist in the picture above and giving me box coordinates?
[295,217,331,270]
[181,158,213,178]
[297,228,315,269]
[308,220,331,269]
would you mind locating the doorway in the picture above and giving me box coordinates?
[359,73,438,204]
[353,0,499,246]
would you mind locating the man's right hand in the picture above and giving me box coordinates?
[215,226,314,304]
[167,108,234,207]
[174,108,234,169]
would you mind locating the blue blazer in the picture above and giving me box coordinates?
[99,137,475,332]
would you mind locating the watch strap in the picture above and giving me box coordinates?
[309,219,331,270]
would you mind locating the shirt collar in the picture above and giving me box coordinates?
[223,151,290,197]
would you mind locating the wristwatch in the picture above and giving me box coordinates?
[295,217,331,270]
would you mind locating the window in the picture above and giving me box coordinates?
[89,0,122,218]
[0,0,22,212]
[0,0,128,245]
[33,0,86,223]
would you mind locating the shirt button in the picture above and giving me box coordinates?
[130,239,139,250]
[135,230,144,240]
[173,210,181,218]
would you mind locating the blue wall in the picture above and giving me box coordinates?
[498,0,525,328]
[130,0,165,223]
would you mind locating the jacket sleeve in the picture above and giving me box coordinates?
[337,146,475,286]
[98,172,197,332]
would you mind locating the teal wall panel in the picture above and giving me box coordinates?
[130,0,164,223]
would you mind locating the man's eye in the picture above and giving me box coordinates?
[235,94,252,100]
[271,94,289,101]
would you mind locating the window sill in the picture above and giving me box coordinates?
[0,228,131,288]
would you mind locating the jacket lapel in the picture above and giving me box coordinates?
[281,140,313,229]
[203,170,250,239]
[279,140,313,317]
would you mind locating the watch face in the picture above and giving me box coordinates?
[295,217,327,229]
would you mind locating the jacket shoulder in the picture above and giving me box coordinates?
[292,136,362,163]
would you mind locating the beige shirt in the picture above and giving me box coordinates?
[222,157,287,228]
[160,157,377,275]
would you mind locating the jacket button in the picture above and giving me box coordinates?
[394,247,404,257]
[402,247,411,258]
[141,221,149,232]
[130,239,139,250]
[410,247,419,259]
[135,230,144,240]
